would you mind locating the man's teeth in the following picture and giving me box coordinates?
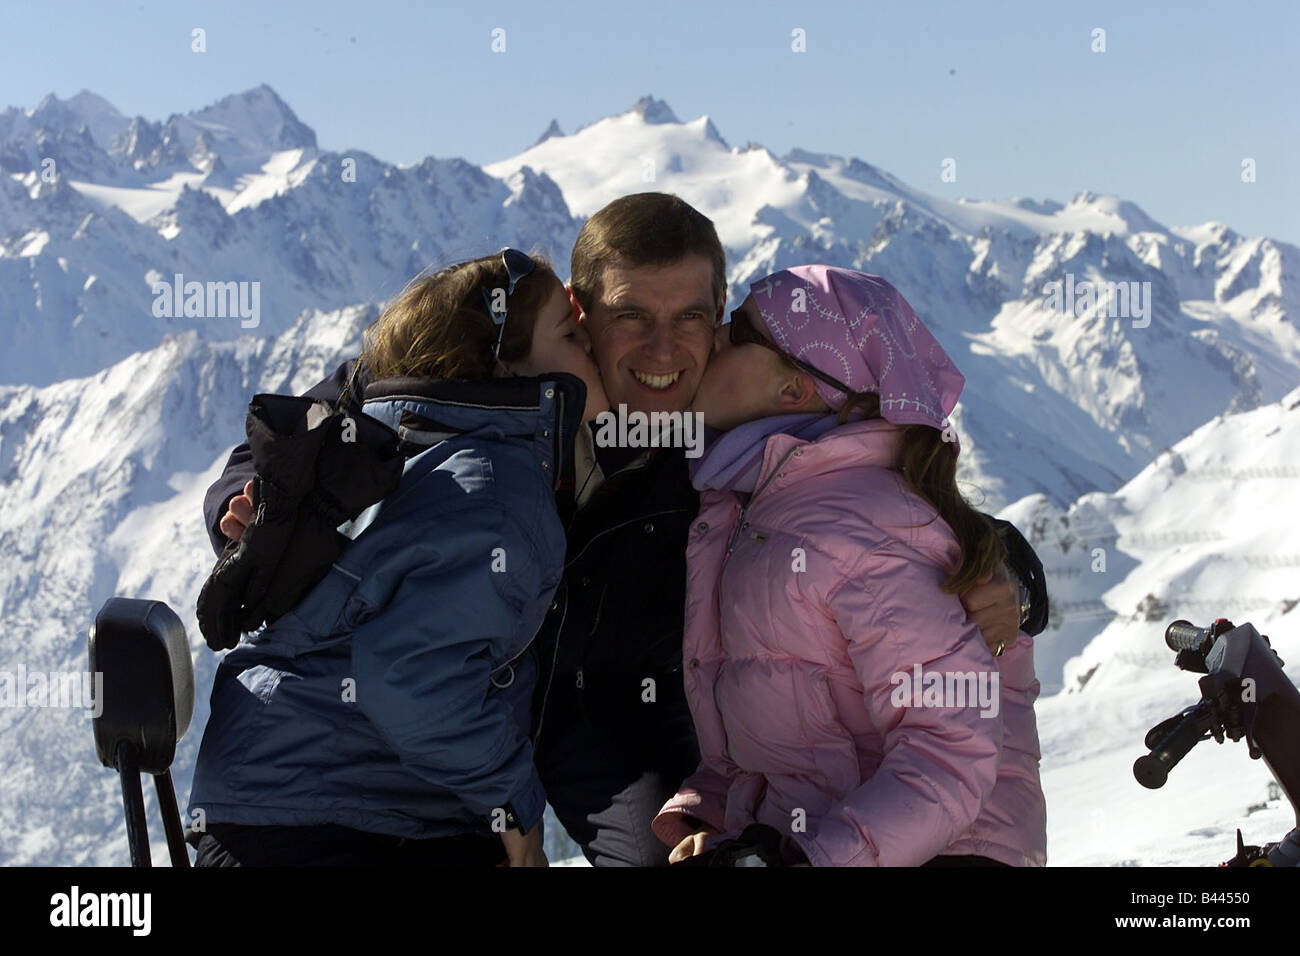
[632,370,682,390]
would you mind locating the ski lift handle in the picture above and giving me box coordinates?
[1133,704,1212,790]
[1166,620,1213,654]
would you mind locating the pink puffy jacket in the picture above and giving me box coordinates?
[652,419,1047,866]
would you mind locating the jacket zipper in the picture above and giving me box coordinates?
[526,381,571,749]
[531,579,568,753]
[712,447,800,643]
[724,447,799,556]
[551,387,565,491]
[505,382,567,686]
[565,507,691,570]
[565,506,691,690]
[538,442,692,722]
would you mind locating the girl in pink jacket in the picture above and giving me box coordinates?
[652,266,1047,867]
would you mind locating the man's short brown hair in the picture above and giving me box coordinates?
[570,192,726,315]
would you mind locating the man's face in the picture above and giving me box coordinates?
[574,256,721,414]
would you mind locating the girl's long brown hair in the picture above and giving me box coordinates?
[835,390,1007,594]
[362,251,560,381]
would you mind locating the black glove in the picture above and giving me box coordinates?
[674,824,802,867]
[242,409,405,628]
[197,397,333,650]
[196,395,402,651]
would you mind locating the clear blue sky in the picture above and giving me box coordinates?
[6,0,1297,244]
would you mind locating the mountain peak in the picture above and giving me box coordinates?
[627,95,679,125]
[184,83,316,153]
[533,118,564,146]
[700,115,729,149]
[29,89,124,120]
[20,90,131,153]
[228,82,289,109]
[1066,190,1163,234]
[199,83,299,121]
[65,89,123,115]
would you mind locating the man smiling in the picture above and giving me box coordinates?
[203,191,1048,866]
[583,255,716,411]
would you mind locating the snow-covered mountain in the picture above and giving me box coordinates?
[7,89,1297,511]
[0,85,580,388]
[488,96,1300,511]
[1016,386,1300,864]
[0,87,1296,866]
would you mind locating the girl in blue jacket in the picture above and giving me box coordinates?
[187,249,607,866]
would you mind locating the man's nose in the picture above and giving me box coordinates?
[643,317,676,360]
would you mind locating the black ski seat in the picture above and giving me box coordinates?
[89,597,194,866]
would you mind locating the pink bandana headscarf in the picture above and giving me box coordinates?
[749,266,964,436]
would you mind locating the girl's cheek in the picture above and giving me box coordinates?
[712,355,742,391]
[575,344,602,375]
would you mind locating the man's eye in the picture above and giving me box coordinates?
[618,313,641,320]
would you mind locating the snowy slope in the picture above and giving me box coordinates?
[0,305,588,866]
[1002,386,1300,864]
[0,306,370,864]
[1,87,1297,866]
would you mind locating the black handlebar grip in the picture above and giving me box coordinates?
[1165,620,1210,654]
[1134,710,1209,789]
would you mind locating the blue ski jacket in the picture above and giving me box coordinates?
[187,373,585,840]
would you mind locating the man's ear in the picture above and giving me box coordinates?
[565,284,585,324]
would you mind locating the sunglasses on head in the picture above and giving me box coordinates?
[481,247,537,362]
[726,307,853,395]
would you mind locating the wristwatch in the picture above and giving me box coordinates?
[498,804,524,832]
